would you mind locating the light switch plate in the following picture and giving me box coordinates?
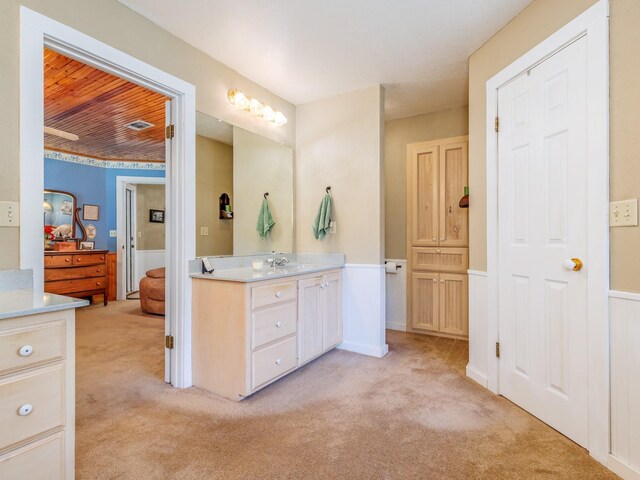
[610,199,638,227]
[0,201,19,227]
[109,230,117,237]
[137,232,142,238]
[200,226,209,236]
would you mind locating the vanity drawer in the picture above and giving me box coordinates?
[44,256,73,268]
[72,253,106,266]
[251,301,297,350]
[45,264,105,282]
[0,363,65,451]
[0,320,65,376]
[251,282,297,310]
[412,247,468,273]
[45,277,106,295]
[0,431,65,480]
[251,336,297,390]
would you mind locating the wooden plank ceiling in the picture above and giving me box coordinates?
[44,48,169,162]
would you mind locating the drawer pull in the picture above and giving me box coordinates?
[275,321,282,328]
[274,292,282,298]
[18,345,33,357]
[64,259,70,263]
[18,404,33,416]
[275,358,282,365]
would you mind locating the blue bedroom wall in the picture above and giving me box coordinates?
[44,157,165,251]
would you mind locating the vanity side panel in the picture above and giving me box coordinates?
[192,279,247,400]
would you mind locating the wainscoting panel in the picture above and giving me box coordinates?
[385,259,407,332]
[135,249,165,288]
[467,270,488,387]
[609,291,640,480]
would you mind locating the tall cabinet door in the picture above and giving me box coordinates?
[439,141,468,246]
[408,145,439,246]
[411,273,439,332]
[438,273,468,336]
[298,277,323,365]
[322,272,343,351]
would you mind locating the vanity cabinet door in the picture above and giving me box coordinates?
[298,277,323,366]
[322,272,342,351]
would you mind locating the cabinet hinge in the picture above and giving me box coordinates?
[165,335,174,349]
[495,341,500,358]
[494,116,500,133]
[165,124,175,139]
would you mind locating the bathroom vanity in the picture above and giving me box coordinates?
[191,262,343,400]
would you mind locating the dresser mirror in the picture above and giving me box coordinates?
[195,112,294,257]
[43,189,86,247]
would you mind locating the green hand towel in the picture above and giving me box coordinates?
[256,198,275,239]
[313,193,332,240]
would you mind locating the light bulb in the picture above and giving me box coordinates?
[230,90,250,110]
[249,98,263,116]
[274,111,287,126]
[262,105,275,122]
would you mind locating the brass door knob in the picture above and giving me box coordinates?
[563,258,583,271]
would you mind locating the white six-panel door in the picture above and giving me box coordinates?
[497,36,589,447]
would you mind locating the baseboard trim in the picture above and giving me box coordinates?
[608,454,640,480]
[338,341,389,358]
[466,364,488,388]
[385,322,406,332]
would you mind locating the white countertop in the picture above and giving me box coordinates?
[0,290,89,320]
[190,263,342,283]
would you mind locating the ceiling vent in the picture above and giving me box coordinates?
[126,120,154,131]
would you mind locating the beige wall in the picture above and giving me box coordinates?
[195,135,233,257]
[233,128,294,255]
[469,0,640,293]
[384,106,469,259]
[136,184,166,251]
[0,0,295,270]
[296,85,385,264]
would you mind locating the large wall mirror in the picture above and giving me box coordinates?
[43,189,84,247]
[196,112,294,257]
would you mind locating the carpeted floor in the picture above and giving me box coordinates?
[75,301,617,479]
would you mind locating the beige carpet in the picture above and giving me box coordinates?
[76,301,617,479]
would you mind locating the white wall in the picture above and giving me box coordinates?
[136,249,165,287]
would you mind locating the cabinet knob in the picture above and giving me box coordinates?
[441,279,445,283]
[96,282,101,286]
[275,321,282,328]
[19,345,33,357]
[440,237,445,242]
[432,237,436,242]
[432,278,437,283]
[18,404,33,416]
[436,249,441,254]
[275,292,282,298]
[275,358,282,365]
[64,259,70,263]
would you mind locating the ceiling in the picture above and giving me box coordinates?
[119,0,531,120]
[44,49,169,162]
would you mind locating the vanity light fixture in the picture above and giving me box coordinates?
[228,89,287,127]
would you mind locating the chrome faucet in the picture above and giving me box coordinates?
[267,257,289,267]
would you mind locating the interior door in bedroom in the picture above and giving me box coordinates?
[497,36,589,447]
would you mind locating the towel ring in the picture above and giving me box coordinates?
[264,192,269,199]
[326,186,331,193]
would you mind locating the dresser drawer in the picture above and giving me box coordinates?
[251,301,297,350]
[45,277,105,295]
[0,320,65,376]
[45,264,106,282]
[0,431,64,479]
[44,256,73,268]
[412,247,468,273]
[251,336,297,390]
[0,363,65,450]
[72,253,106,266]
[251,282,297,310]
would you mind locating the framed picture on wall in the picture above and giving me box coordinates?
[149,209,165,223]
[83,204,99,221]
[79,241,95,250]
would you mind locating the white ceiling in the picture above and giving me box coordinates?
[119,0,532,120]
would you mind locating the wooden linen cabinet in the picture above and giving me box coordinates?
[407,136,469,339]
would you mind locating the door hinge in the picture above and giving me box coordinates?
[165,124,175,139]
[494,116,500,133]
[495,341,500,358]
[165,335,174,349]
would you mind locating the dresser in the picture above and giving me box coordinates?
[45,250,109,306]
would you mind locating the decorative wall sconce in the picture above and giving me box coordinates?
[228,89,287,127]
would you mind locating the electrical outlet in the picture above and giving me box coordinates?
[610,199,638,227]
[200,226,209,236]
[329,221,336,234]
[109,230,117,237]
[0,201,19,227]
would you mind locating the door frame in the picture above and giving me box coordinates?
[19,7,196,388]
[485,0,609,463]
[116,177,167,300]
